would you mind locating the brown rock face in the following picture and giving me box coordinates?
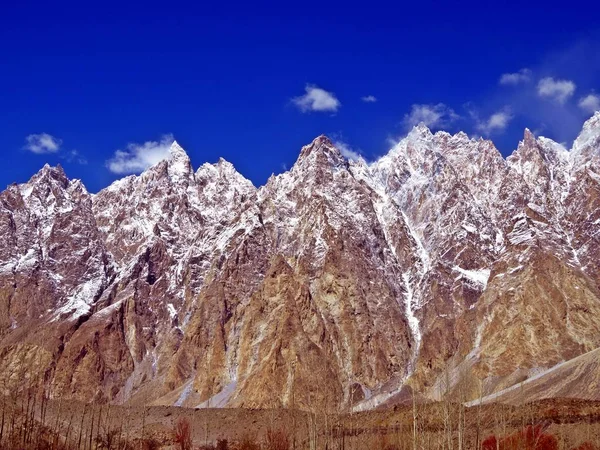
[0,165,113,397]
[1,113,600,409]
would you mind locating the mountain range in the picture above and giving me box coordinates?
[1,112,600,411]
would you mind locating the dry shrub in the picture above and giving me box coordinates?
[571,444,598,450]
[199,441,229,450]
[216,439,229,450]
[140,438,161,450]
[482,424,558,450]
[96,428,119,449]
[118,441,135,450]
[172,417,193,450]
[264,428,289,450]
[375,432,399,450]
[235,434,261,450]
[482,435,499,449]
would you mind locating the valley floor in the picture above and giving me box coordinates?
[1,396,600,449]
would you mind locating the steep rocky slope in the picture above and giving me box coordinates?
[1,112,599,410]
[464,347,600,405]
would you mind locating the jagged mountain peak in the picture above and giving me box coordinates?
[214,156,245,178]
[196,157,255,191]
[509,128,569,170]
[194,166,256,215]
[169,139,186,156]
[165,140,193,182]
[522,128,537,147]
[303,133,335,149]
[518,128,567,157]
[411,122,434,136]
[434,129,500,157]
[512,128,540,156]
[581,110,600,129]
[537,137,569,160]
[572,110,600,160]
[260,136,350,205]
[296,134,346,167]
[29,163,69,188]
[167,139,191,167]
[434,129,472,143]
[66,178,90,197]
[373,125,442,182]
[105,139,194,186]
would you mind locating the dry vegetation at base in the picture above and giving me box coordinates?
[1,388,600,449]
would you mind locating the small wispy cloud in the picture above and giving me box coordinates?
[24,133,62,154]
[475,109,513,135]
[537,77,576,104]
[64,149,88,165]
[361,95,377,103]
[578,93,600,113]
[23,133,87,164]
[499,68,532,85]
[292,84,341,113]
[333,140,363,161]
[403,103,459,130]
[106,134,174,174]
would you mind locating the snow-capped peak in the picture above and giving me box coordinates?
[436,130,473,145]
[406,123,434,143]
[196,158,255,193]
[294,134,345,168]
[572,111,600,160]
[167,140,193,181]
[215,157,237,172]
[169,139,185,154]
[374,123,438,177]
[515,129,568,165]
[582,110,600,129]
[29,163,69,188]
[537,137,569,161]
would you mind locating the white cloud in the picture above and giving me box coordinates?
[292,84,340,113]
[403,103,459,130]
[106,134,174,174]
[361,95,377,103]
[24,133,62,154]
[537,77,576,103]
[499,68,532,85]
[578,93,600,113]
[475,109,513,135]
[333,140,362,161]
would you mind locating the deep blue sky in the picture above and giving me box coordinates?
[1,1,599,192]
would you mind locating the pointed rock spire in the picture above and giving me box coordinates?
[295,135,345,168]
[516,128,567,162]
[166,140,193,181]
[523,128,537,148]
[168,140,187,158]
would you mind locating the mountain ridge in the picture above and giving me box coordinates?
[0,111,599,411]
[14,110,599,197]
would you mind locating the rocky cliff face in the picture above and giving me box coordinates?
[1,112,600,410]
